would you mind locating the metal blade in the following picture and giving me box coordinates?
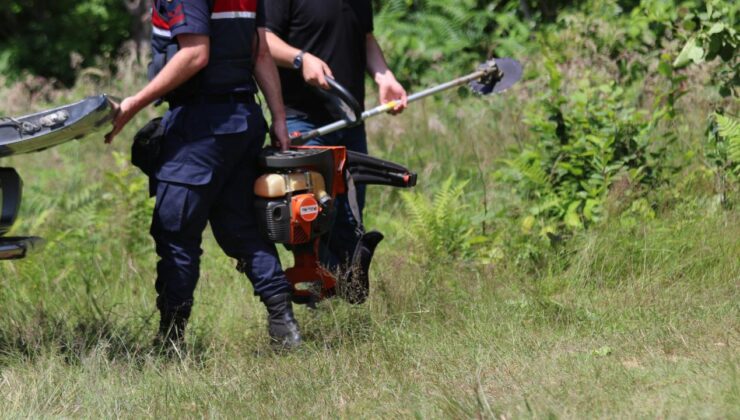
[470,58,523,95]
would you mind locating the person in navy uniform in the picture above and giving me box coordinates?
[264,0,407,276]
[106,0,301,349]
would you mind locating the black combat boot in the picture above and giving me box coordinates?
[158,311,188,345]
[154,299,191,354]
[263,293,302,350]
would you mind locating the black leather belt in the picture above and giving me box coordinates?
[168,93,256,108]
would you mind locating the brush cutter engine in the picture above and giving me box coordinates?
[254,169,333,245]
[254,146,416,305]
[255,147,347,246]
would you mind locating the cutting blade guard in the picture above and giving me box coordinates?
[0,237,44,260]
[0,94,116,158]
[470,58,523,95]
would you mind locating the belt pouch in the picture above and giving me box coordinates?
[132,117,164,177]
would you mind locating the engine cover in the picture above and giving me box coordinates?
[254,169,334,245]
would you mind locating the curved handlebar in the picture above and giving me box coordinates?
[318,77,363,126]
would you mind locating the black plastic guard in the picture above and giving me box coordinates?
[346,151,417,188]
[339,230,384,304]
[258,147,418,194]
[0,236,44,260]
[0,168,22,236]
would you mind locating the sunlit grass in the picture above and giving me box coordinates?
[0,36,738,419]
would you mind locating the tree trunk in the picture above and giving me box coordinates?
[124,0,150,61]
[519,0,533,20]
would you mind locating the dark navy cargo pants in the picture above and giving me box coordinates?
[151,102,291,313]
[286,116,367,271]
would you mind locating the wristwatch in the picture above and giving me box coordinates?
[292,51,305,70]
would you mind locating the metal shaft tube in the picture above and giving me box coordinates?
[291,67,493,144]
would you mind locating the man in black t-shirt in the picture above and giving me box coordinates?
[265,0,407,272]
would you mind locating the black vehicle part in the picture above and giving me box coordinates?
[0,168,22,236]
[339,230,384,305]
[0,237,44,260]
[0,95,115,158]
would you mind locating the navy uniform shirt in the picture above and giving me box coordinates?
[150,0,267,97]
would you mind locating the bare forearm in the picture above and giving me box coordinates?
[129,43,209,112]
[265,30,333,89]
[255,29,287,121]
[265,31,302,69]
[366,34,393,83]
[105,34,209,143]
[365,33,407,113]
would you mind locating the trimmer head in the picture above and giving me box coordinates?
[470,58,523,95]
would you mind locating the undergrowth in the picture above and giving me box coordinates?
[0,0,737,417]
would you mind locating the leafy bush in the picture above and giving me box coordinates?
[705,113,740,206]
[673,0,739,97]
[495,60,677,234]
[400,177,498,263]
[538,0,703,86]
[0,0,131,85]
[104,152,156,253]
[373,0,535,87]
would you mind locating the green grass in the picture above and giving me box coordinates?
[0,203,736,417]
[0,94,737,416]
[0,27,738,417]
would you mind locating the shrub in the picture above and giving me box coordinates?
[705,113,740,207]
[0,0,131,86]
[400,177,501,264]
[673,0,739,97]
[373,0,535,87]
[495,60,677,234]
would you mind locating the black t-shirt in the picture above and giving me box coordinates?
[265,0,373,124]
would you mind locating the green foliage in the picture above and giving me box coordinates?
[716,114,740,166]
[496,61,676,234]
[538,0,700,85]
[0,0,130,85]
[0,3,739,415]
[400,177,490,262]
[10,151,153,261]
[104,151,156,253]
[373,0,535,87]
[673,0,740,97]
[705,113,740,206]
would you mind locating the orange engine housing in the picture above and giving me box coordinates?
[289,193,320,244]
[255,145,416,304]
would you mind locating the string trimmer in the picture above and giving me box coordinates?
[254,58,523,305]
[289,57,523,144]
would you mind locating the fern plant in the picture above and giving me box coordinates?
[706,113,740,206]
[717,114,740,167]
[400,177,484,263]
[104,151,156,254]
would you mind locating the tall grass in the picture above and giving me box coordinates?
[0,4,738,417]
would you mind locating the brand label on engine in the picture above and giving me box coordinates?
[300,205,319,218]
